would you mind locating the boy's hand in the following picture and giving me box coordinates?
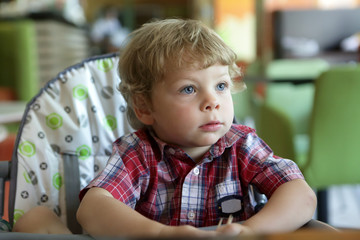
[216,223,254,236]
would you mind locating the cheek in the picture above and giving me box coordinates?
[171,106,197,127]
[155,102,190,120]
[224,98,235,121]
[170,106,192,120]
[224,96,234,111]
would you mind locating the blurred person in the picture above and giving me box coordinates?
[90,6,129,54]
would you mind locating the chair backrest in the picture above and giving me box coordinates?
[256,103,295,160]
[264,82,315,135]
[254,59,325,164]
[8,53,133,232]
[255,82,315,166]
[263,59,329,136]
[303,64,360,189]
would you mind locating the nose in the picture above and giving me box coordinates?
[201,92,220,111]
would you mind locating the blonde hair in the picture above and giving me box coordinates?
[118,18,246,129]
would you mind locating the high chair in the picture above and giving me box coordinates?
[0,53,133,234]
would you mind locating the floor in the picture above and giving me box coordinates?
[327,185,360,229]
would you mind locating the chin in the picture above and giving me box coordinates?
[201,136,223,146]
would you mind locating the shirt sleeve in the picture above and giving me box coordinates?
[79,134,150,209]
[239,131,304,198]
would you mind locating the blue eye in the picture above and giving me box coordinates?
[217,82,227,91]
[181,86,194,94]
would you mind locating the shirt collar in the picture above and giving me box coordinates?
[146,128,190,161]
[208,124,251,158]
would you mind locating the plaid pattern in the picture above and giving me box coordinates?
[80,124,304,227]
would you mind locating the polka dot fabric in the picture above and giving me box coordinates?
[11,53,133,226]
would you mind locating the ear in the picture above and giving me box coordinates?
[132,94,154,126]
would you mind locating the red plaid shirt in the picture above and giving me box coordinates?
[80,124,304,227]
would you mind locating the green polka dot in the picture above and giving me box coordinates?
[46,113,63,130]
[14,209,25,223]
[103,115,117,131]
[19,141,36,157]
[52,173,62,190]
[73,85,88,100]
[97,59,114,72]
[23,171,30,183]
[76,145,92,160]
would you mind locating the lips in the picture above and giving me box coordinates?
[199,121,222,131]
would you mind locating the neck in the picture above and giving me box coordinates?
[182,146,211,163]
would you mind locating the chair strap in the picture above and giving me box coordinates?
[63,153,82,234]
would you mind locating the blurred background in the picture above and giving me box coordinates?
[0,0,360,230]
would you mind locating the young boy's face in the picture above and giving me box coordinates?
[143,63,234,159]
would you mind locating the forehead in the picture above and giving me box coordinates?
[162,63,230,82]
[163,55,226,76]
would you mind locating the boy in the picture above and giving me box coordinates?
[76,18,316,237]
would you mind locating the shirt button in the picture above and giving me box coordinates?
[188,210,195,220]
[219,186,226,194]
[193,167,200,175]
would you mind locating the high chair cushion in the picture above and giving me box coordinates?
[11,53,133,229]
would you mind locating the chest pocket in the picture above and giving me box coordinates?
[213,180,244,218]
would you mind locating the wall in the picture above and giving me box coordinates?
[214,0,256,63]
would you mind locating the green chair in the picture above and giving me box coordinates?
[255,82,316,168]
[248,63,360,224]
[256,102,295,161]
[302,64,360,222]
[255,58,329,165]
